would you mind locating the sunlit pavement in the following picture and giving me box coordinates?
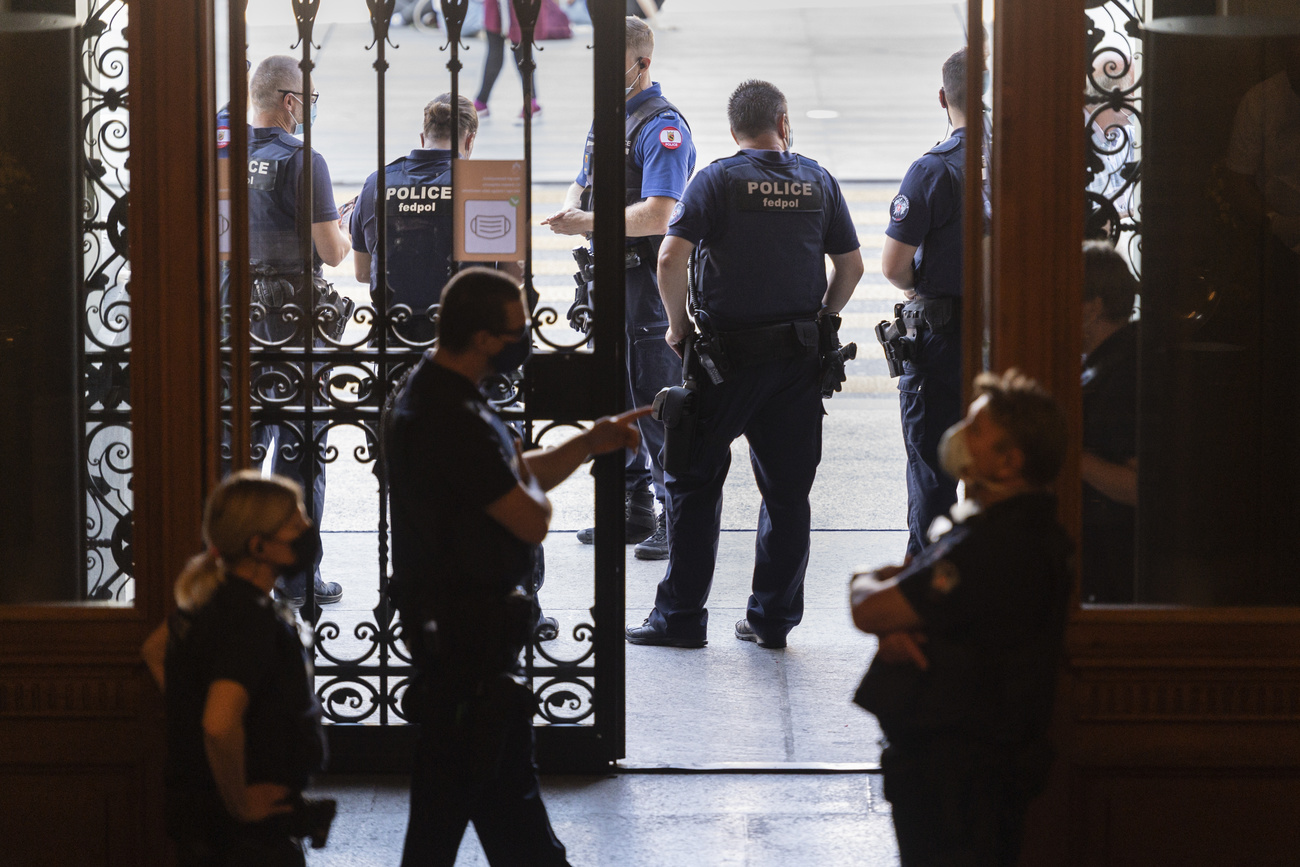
[235,1,966,863]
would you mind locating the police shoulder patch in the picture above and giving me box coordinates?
[660,127,682,149]
[890,194,910,222]
[929,559,960,596]
[669,201,685,226]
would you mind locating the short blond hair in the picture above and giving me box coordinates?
[972,370,1067,487]
[173,471,302,611]
[250,55,300,115]
[627,16,654,60]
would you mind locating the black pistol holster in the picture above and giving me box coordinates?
[251,265,355,342]
[818,311,857,398]
[875,302,914,378]
[653,333,700,476]
[566,239,656,335]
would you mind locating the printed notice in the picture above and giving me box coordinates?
[453,159,527,262]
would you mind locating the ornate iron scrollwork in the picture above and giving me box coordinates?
[80,0,133,602]
[1085,0,1143,263]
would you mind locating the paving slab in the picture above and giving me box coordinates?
[234,0,966,183]
[307,772,900,866]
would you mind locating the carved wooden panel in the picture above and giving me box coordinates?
[1074,674,1300,722]
[0,678,138,719]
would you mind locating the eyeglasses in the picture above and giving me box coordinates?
[279,89,320,105]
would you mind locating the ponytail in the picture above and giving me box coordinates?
[172,470,303,613]
[174,549,225,612]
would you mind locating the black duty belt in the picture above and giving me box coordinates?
[901,296,960,336]
[714,319,819,370]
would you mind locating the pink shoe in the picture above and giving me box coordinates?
[473,98,489,118]
[519,99,541,120]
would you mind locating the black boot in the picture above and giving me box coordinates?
[576,487,656,544]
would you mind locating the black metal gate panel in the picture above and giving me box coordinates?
[216,0,631,771]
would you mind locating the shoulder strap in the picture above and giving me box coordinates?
[626,95,689,145]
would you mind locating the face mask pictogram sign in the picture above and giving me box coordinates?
[453,159,527,261]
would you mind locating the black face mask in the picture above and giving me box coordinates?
[287,525,321,576]
[488,326,532,374]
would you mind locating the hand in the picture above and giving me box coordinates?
[876,631,929,670]
[665,324,690,358]
[235,782,293,823]
[541,208,591,236]
[586,406,653,456]
[337,196,357,228]
[849,556,912,586]
[902,288,917,301]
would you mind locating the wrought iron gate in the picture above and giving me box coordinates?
[215,0,631,771]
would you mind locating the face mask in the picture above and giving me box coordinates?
[287,524,320,576]
[624,61,641,97]
[293,100,318,136]
[489,326,532,374]
[937,423,973,482]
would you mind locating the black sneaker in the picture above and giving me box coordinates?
[633,512,668,560]
[577,488,656,545]
[275,578,343,608]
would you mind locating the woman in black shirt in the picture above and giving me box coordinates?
[142,470,327,866]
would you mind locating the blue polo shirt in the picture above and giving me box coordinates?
[886,127,965,299]
[574,82,695,202]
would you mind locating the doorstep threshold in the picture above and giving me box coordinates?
[615,761,881,774]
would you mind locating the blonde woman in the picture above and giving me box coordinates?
[141,471,329,865]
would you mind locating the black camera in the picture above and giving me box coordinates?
[875,303,915,379]
[287,795,337,849]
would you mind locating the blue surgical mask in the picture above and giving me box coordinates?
[294,102,318,136]
[489,326,532,374]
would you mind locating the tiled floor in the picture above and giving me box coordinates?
[309,772,901,866]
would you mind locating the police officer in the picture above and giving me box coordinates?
[350,94,478,345]
[143,471,329,865]
[245,56,352,605]
[850,370,1071,866]
[542,15,695,560]
[883,48,970,560]
[1080,241,1138,603]
[625,80,864,649]
[384,268,647,865]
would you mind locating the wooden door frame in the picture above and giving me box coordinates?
[0,0,218,860]
[988,1,1300,861]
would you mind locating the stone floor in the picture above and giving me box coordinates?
[230,1,964,862]
[308,772,900,866]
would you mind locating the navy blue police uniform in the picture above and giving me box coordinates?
[1081,321,1137,603]
[575,83,695,505]
[245,127,342,599]
[854,492,1072,866]
[164,574,326,865]
[385,354,570,867]
[351,148,455,345]
[888,127,966,559]
[642,148,859,645]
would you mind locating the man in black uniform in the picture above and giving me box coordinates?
[850,370,1071,866]
[351,93,478,345]
[882,48,970,560]
[245,55,353,606]
[624,80,863,649]
[543,15,696,560]
[384,268,649,866]
[1080,240,1138,603]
